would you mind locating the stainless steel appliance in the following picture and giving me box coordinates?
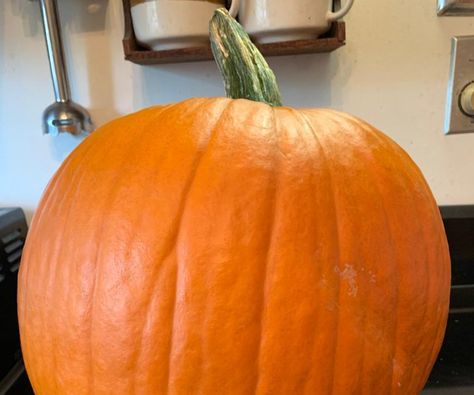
[0,208,33,395]
[423,205,474,394]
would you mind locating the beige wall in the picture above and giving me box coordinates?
[1,0,474,219]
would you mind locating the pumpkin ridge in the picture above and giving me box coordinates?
[251,105,280,395]
[286,108,328,391]
[296,110,343,393]
[348,117,429,393]
[353,121,402,394]
[129,99,215,394]
[20,170,66,393]
[18,141,73,370]
[324,111,404,393]
[85,104,176,394]
[41,133,107,394]
[164,99,235,394]
[369,123,451,390]
[22,121,125,393]
[400,193,432,394]
[285,107,322,394]
[354,122,405,394]
[128,101,207,393]
[406,180,449,392]
[278,107,327,391]
[122,99,213,393]
[336,115,372,393]
[320,112,400,393]
[424,204,451,379]
[49,146,104,394]
[422,234,450,386]
[360,122,447,393]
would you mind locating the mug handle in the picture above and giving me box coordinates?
[228,0,240,18]
[326,0,355,22]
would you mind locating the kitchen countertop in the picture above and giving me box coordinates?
[422,387,474,394]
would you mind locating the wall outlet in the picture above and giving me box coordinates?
[445,36,474,135]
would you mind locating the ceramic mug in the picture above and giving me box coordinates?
[131,0,239,50]
[237,0,355,44]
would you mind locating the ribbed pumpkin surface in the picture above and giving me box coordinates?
[18,98,450,395]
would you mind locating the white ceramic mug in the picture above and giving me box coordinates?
[131,0,239,50]
[237,0,355,44]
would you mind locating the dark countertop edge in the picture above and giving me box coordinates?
[440,205,474,220]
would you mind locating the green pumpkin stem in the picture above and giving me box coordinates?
[209,8,283,107]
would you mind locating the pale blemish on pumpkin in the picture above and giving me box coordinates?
[319,274,328,287]
[368,270,377,284]
[335,264,358,297]
[325,300,339,312]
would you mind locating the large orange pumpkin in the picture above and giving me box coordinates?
[18,9,450,395]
